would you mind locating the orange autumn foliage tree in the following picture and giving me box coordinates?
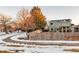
[30,6,47,30]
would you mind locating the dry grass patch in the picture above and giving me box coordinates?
[0,50,15,53]
[6,45,24,47]
[64,48,79,52]
[65,36,79,41]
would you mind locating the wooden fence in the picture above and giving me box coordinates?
[29,32,79,40]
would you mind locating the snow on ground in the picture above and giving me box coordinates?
[0,32,5,36]
[0,31,22,43]
[24,45,79,53]
[1,31,79,53]
[0,45,26,50]
[24,45,72,53]
[25,40,79,43]
[5,32,79,53]
[11,32,27,42]
[0,31,26,51]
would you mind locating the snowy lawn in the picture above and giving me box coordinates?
[0,31,22,43]
[0,32,6,36]
[0,31,26,52]
[11,32,27,42]
[1,31,79,53]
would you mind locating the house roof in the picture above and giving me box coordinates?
[49,19,71,22]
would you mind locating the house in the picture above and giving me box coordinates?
[71,25,79,32]
[49,19,72,32]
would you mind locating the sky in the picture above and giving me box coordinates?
[0,6,79,25]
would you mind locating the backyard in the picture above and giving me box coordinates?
[0,31,79,53]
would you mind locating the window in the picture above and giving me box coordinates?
[51,28,53,31]
[50,23,53,25]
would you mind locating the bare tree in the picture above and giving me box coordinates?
[17,8,36,32]
[0,14,12,34]
[7,21,17,32]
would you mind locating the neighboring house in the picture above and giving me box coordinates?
[71,25,79,32]
[49,19,72,32]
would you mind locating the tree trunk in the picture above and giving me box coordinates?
[4,24,8,34]
[26,32,29,40]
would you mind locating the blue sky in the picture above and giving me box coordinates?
[0,6,79,25]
